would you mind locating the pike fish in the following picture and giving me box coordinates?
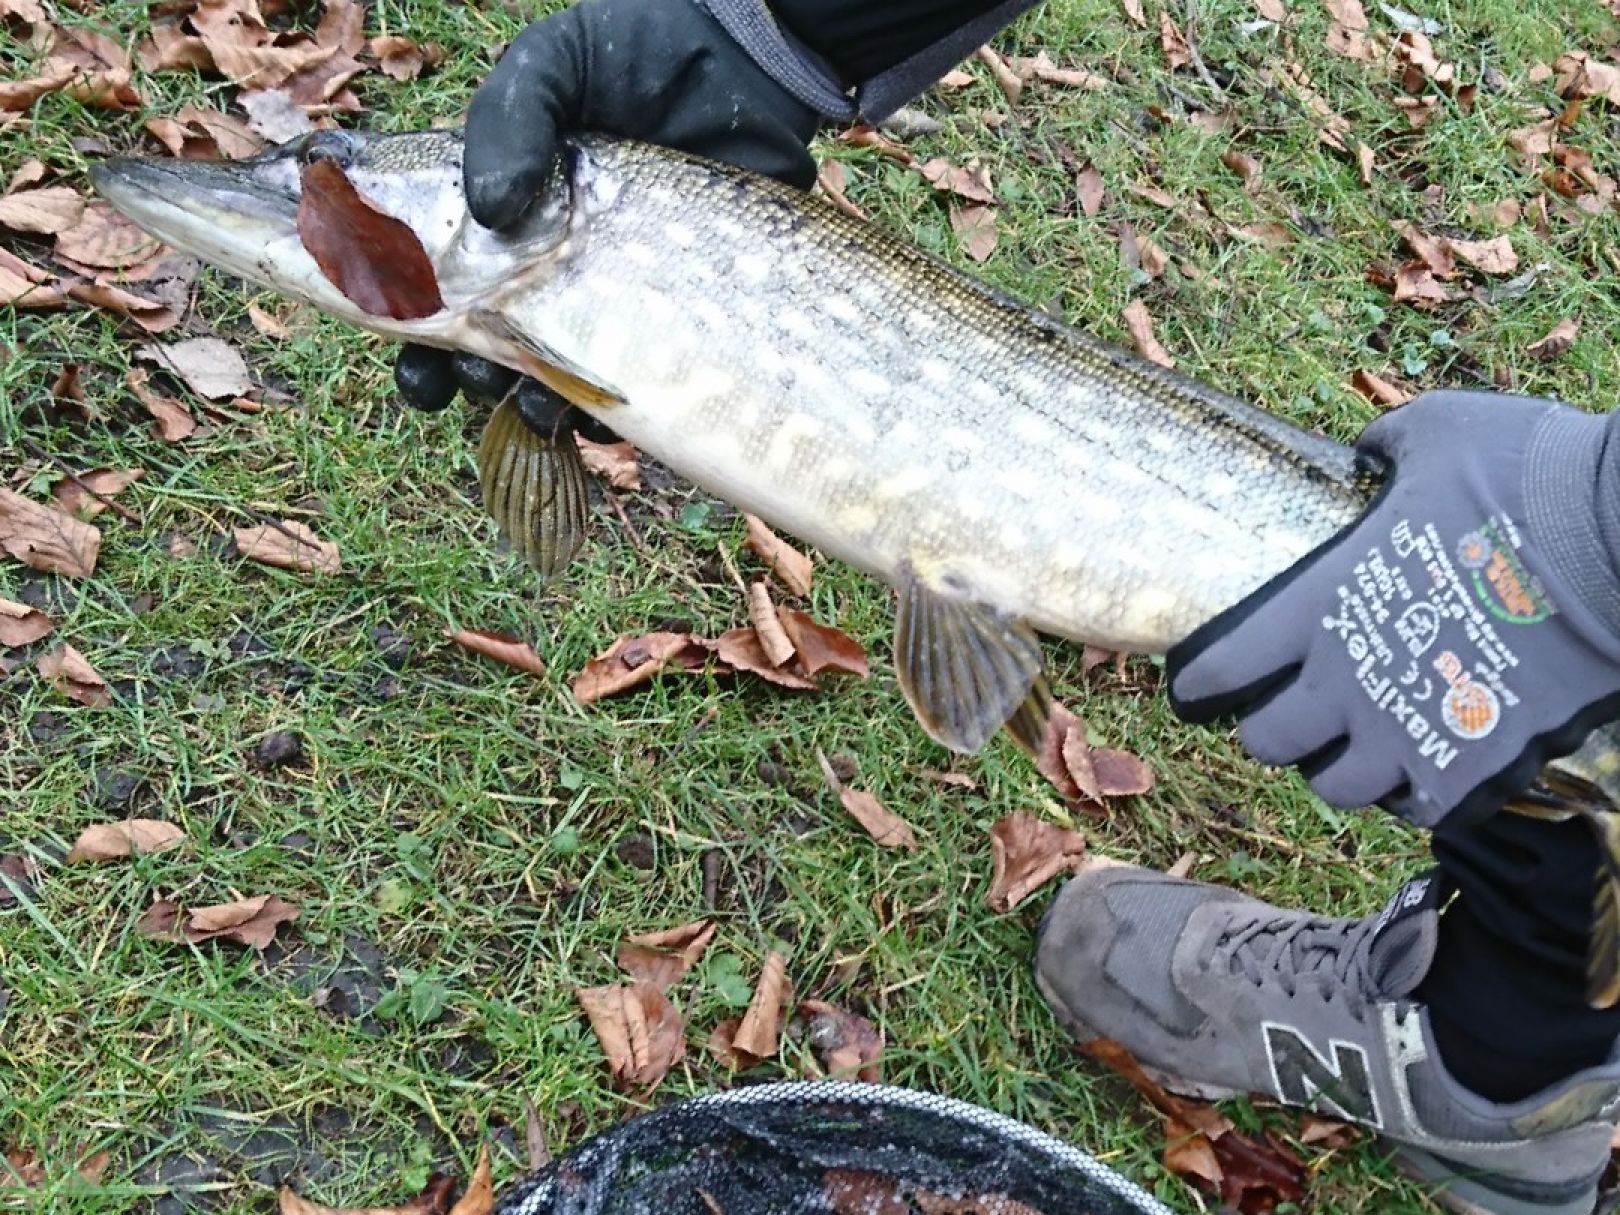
[90,129,1620,1002]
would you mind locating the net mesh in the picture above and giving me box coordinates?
[494,1081,1173,1215]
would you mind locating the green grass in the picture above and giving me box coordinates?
[4,0,1619,1211]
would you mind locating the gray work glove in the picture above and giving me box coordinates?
[393,0,821,415]
[1168,390,1620,830]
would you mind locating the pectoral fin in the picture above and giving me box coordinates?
[894,565,1046,754]
[472,308,626,409]
[477,395,590,578]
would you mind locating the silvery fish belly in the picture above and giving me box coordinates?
[508,140,1369,654]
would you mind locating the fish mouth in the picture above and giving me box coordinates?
[90,155,301,277]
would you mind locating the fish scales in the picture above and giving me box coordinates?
[497,139,1370,652]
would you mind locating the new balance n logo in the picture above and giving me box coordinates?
[1263,1022,1382,1128]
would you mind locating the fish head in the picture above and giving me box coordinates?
[90,127,576,344]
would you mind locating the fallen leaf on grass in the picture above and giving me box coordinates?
[139,894,300,949]
[816,161,866,220]
[1008,51,1110,91]
[1298,1113,1360,1149]
[248,301,295,340]
[571,632,713,703]
[443,628,545,677]
[1159,13,1192,70]
[950,202,998,263]
[1036,701,1154,807]
[1448,235,1518,275]
[0,247,64,308]
[51,468,143,520]
[65,281,179,333]
[66,819,184,863]
[126,368,198,442]
[1122,300,1175,368]
[1392,261,1453,307]
[0,28,142,112]
[0,186,85,236]
[144,104,264,159]
[1397,223,1456,278]
[617,919,716,991]
[918,158,995,203]
[279,1168,460,1214]
[138,336,253,400]
[743,513,813,596]
[1122,0,1146,23]
[1554,51,1620,107]
[576,436,639,490]
[297,158,444,321]
[986,811,1086,913]
[817,749,918,850]
[236,520,342,574]
[801,999,883,1082]
[1219,150,1260,188]
[777,608,869,678]
[367,34,443,81]
[54,204,162,271]
[709,627,818,690]
[1,489,100,576]
[712,950,791,1067]
[974,45,1022,104]
[240,88,316,143]
[1254,0,1288,18]
[1351,370,1412,408]
[1509,117,1559,157]
[748,581,796,667]
[1528,317,1578,360]
[0,598,51,647]
[1076,164,1105,216]
[1079,1037,1306,1213]
[0,1144,110,1190]
[577,982,685,1090]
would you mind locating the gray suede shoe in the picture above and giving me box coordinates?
[1034,863,1620,1215]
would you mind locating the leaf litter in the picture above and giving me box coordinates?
[138,893,300,949]
[986,811,1087,913]
[616,919,716,991]
[743,513,813,597]
[36,644,110,707]
[576,982,686,1091]
[66,819,184,862]
[443,628,546,677]
[278,1146,491,1215]
[236,520,342,574]
[816,749,919,851]
[801,999,883,1082]
[710,949,791,1068]
[0,597,52,648]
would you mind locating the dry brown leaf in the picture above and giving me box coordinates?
[1166,851,1198,880]
[709,628,818,689]
[801,999,884,1082]
[1092,748,1155,797]
[949,203,997,263]
[235,520,342,575]
[1076,164,1105,216]
[1,488,100,576]
[0,597,51,648]
[443,628,545,677]
[733,949,790,1060]
[1357,141,1375,186]
[1351,370,1412,408]
[247,301,294,339]
[37,644,110,707]
[1298,1113,1361,1149]
[240,87,316,143]
[576,981,685,1090]
[1137,233,1170,279]
[986,811,1087,913]
[571,632,712,703]
[776,607,869,678]
[1392,261,1454,307]
[1159,13,1192,70]
[66,819,185,863]
[974,45,1022,104]
[54,204,161,270]
[1163,1116,1224,1189]
[1449,235,1518,275]
[367,33,443,80]
[918,158,994,203]
[816,160,866,220]
[0,247,64,308]
[1122,299,1174,368]
[1219,150,1260,188]
[144,104,264,159]
[1509,117,1558,157]
[138,336,253,400]
[65,281,179,332]
[818,748,918,850]
[1397,223,1456,277]
[1235,221,1292,246]
[6,161,47,195]
[172,894,299,949]
[1122,0,1146,23]
[1254,0,1288,18]
[1554,51,1620,106]
[448,1146,493,1215]
[616,919,716,991]
[574,436,639,490]
[1009,52,1110,91]
[126,368,198,442]
[0,186,85,236]
[52,468,143,520]
[279,1165,461,1215]
[1528,317,1578,360]
[742,514,813,597]
[747,580,796,667]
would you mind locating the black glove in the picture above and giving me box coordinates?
[1168,390,1620,830]
[394,0,821,415]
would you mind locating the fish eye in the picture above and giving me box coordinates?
[299,131,354,168]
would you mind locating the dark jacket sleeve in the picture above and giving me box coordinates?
[700,0,1041,123]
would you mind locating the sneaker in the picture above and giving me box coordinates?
[1033,863,1620,1215]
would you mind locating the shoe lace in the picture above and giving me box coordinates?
[1211,915,1378,1019]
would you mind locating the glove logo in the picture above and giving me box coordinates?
[1456,523,1552,625]
[1433,649,1500,740]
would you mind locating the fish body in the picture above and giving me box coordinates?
[91,128,1620,1002]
